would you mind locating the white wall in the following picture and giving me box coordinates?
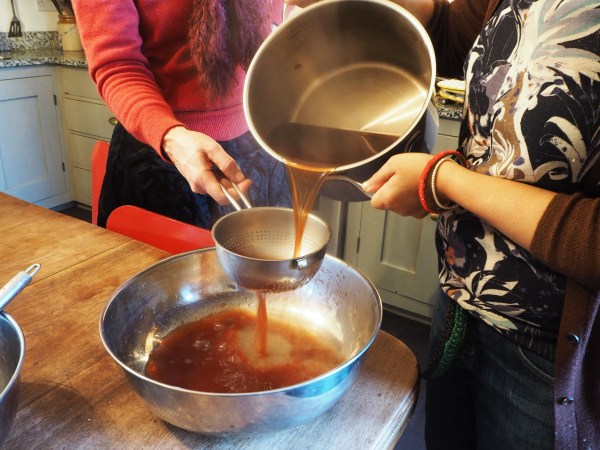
[1,0,59,33]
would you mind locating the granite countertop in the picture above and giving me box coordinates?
[0,47,86,69]
[0,46,463,121]
[434,98,463,121]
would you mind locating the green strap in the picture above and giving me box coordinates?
[423,303,468,379]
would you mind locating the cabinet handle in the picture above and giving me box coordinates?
[108,117,119,126]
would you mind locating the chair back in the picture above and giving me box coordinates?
[92,140,214,253]
[106,205,215,254]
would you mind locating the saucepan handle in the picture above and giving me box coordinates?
[324,175,373,199]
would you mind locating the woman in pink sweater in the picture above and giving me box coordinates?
[72,0,291,228]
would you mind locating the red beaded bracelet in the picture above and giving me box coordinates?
[418,150,468,214]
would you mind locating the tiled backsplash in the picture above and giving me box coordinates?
[0,32,58,52]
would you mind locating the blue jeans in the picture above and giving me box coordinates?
[424,291,555,450]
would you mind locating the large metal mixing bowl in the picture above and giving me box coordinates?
[0,313,25,447]
[100,249,382,436]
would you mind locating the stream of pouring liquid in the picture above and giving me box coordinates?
[255,290,268,357]
[254,163,333,357]
[267,122,398,257]
[254,122,395,357]
[287,162,334,258]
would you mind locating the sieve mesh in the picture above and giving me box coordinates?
[222,230,321,260]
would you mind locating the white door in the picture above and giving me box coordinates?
[346,203,440,319]
[0,74,67,205]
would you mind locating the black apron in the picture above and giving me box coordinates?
[97,123,292,229]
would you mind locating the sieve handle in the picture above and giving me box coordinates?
[214,169,252,210]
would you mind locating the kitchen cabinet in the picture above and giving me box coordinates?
[313,195,346,258]
[57,67,116,206]
[343,117,461,322]
[0,66,71,208]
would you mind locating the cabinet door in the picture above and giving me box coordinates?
[67,133,101,205]
[345,118,461,320]
[347,204,440,319]
[58,67,116,206]
[0,75,67,205]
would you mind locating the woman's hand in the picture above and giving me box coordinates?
[161,126,252,205]
[364,150,557,251]
[363,153,432,218]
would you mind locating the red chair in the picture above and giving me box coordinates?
[91,141,214,253]
[106,205,214,253]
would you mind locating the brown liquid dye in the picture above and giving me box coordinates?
[267,122,399,169]
[151,123,394,387]
[268,122,399,258]
[286,163,332,258]
[144,307,343,393]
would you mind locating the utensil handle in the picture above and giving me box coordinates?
[0,264,41,310]
[213,168,253,210]
[282,4,288,22]
[325,175,373,198]
[281,4,298,23]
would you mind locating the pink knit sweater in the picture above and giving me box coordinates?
[72,0,283,153]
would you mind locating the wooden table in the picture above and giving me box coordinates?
[0,193,419,449]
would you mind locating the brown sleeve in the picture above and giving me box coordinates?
[426,0,499,78]
[530,193,600,291]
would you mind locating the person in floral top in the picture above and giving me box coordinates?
[288,0,600,447]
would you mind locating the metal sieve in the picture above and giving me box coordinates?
[211,207,331,292]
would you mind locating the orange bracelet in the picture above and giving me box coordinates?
[418,150,468,214]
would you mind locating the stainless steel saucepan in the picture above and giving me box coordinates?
[244,0,437,201]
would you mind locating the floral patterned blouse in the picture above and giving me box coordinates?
[438,0,600,360]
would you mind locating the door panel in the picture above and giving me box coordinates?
[0,75,66,203]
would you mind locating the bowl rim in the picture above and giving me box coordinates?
[98,248,382,397]
[0,312,25,401]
